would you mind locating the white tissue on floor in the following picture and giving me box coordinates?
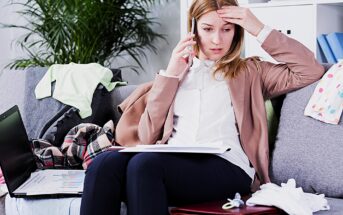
[246,179,330,215]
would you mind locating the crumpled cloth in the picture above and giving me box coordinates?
[246,179,330,215]
[33,120,115,169]
[0,168,4,184]
[304,60,343,124]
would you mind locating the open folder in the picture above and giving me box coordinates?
[0,106,85,198]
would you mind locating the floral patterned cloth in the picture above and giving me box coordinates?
[305,60,343,124]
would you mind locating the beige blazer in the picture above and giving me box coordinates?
[115,30,325,190]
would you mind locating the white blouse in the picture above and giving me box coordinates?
[161,57,255,179]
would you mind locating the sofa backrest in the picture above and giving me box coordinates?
[0,67,137,145]
[110,85,137,125]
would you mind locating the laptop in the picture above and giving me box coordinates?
[0,105,85,198]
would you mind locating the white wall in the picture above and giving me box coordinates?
[0,0,180,84]
[0,0,27,75]
[114,0,181,84]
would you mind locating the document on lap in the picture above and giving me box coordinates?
[113,142,230,154]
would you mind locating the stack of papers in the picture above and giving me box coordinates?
[116,144,230,154]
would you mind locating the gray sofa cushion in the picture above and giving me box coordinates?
[270,79,343,198]
[23,67,66,140]
[110,85,137,125]
[316,198,343,214]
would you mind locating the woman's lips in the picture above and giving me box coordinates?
[210,48,222,54]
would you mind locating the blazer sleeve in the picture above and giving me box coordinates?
[259,30,325,99]
[137,74,179,144]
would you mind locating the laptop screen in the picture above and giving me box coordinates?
[0,106,37,194]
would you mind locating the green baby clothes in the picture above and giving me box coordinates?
[35,63,126,118]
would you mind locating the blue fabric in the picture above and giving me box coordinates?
[81,151,251,215]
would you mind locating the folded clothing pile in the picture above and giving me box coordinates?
[247,179,330,215]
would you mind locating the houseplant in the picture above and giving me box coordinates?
[2,0,165,73]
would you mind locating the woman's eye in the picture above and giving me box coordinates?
[203,28,212,32]
[223,28,231,32]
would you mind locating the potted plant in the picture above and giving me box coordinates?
[2,0,165,75]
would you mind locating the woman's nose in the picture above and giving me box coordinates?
[212,32,221,45]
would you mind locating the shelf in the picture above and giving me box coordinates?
[242,0,313,7]
[242,0,343,8]
[243,0,343,63]
[316,0,343,5]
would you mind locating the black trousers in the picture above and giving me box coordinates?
[80,151,252,215]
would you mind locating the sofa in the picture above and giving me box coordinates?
[0,64,342,215]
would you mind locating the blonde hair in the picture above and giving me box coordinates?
[188,0,260,79]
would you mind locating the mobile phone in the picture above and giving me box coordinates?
[188,17,195,67]
[216,0,221,9]
[190,17,195,35]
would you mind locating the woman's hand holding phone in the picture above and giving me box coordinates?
[165,33,196,78]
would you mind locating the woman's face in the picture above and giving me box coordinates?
[196,10,235,61]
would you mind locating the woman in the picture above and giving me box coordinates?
[81,0,324,214]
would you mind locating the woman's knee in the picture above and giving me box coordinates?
[126,153,164,178]
[86,151,131,178]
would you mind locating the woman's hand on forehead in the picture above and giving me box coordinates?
[216,6,264,37]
